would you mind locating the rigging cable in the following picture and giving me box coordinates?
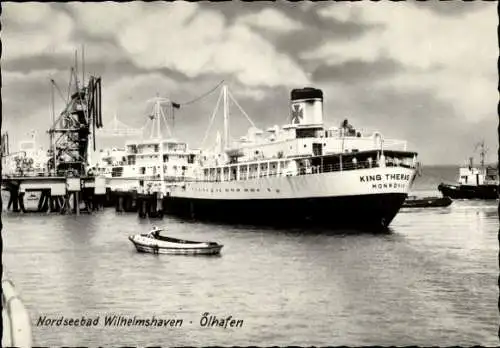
[227,89,256,128]
[177,80,225,106]
[200,89,224,149]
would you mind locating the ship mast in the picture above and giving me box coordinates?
[223,85,229,149]
[145,95,177,139]
[200,83,256,151]
[144,96,180,196]
[474,140,487,169]
[479,141,485,168]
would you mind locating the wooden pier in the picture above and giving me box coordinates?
[113,190,164,218]
[2,175,106,215]
[2,175,166,220]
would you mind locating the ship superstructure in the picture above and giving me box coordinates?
[97,96,201,195]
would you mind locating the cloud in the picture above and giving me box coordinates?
[99,73,177,125]
[305,2,497,122]
[67,2,308,88]
[3,2,54,26]
[314,82,497,165]
[2,69,70,148]
[312,2,496,70]
[67,2,141,39]
[2,3,76,61]
[207,24,309,87]
[413,0,490,17]
[236,8,304,32]
[3,69,63,112]
[310,58,403,83]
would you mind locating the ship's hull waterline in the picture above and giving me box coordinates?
[164,193,407,230]
[164,167,417,230]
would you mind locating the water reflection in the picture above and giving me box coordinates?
[2,198,498,346]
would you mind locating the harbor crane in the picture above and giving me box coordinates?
[47,50,103,176]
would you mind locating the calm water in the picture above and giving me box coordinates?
[2,166,499,346]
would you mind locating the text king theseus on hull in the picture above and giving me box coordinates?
[359,173,412,182]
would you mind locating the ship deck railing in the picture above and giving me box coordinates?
[2,168,50,178]
[195,160,417,182]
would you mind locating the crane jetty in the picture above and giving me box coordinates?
[1,51,108,216]
[1,51,174,218]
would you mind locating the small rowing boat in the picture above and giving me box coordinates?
[128,227,223,255]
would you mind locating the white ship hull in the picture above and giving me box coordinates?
[164,166,417,230]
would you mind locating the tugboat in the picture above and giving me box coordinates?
[438,142,498,200]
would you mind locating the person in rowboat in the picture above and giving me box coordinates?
[151,226,161,239]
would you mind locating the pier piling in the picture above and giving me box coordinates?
[75,191,80,216]
[18,192,26,213]
[116,195,124,213]
[135,192,163,219]
[37,192,45,212]
[139,197,147,218]
[36,190,51,213]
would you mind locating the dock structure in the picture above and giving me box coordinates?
[1,50,171,220]
[2,173,166,218]
[2,279,33,348]
[1,49,105,215]
[2,175,106,215]
[112,189,164,219]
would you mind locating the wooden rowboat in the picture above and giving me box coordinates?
[128,228,223,255]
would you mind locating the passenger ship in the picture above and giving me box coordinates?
[94,97,201,195]
[164,86,419,230]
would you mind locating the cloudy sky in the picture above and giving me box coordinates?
[2,1,497,165]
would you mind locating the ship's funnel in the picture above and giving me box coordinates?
[290,87,323,126]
